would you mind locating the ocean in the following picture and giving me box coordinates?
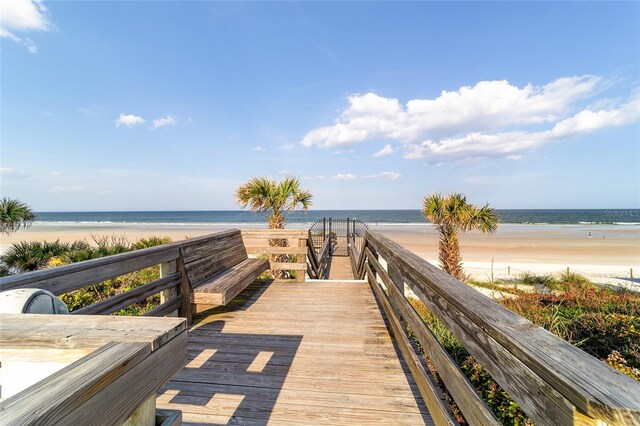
[33,209,640,226]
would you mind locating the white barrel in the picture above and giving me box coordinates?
[0,288,69,314]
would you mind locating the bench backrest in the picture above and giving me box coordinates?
[181,229,248,287]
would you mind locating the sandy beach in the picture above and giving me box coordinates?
[2,222,638,287]
[373,224,640,288]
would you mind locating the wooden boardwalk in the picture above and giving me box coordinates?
[156,279,432,425]
[326,256,354,280]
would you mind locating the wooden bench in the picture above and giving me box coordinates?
[181,229,269,313]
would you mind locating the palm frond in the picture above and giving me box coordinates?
[470,204,499,234]
[0,197,36,234]
[235,176,313,228]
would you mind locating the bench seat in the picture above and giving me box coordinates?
[191,257,269,310]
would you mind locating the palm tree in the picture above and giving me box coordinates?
[236,176,312,279]
[422,193,499,281]
[0,198,35,234]
[235,176,313,229]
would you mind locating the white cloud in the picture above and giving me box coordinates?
[24,38,37,53]
[335,173,358,181]
[331,149,352,155]
[333,172,401,181]
[506,155,523,161]
[301,76,640,161]
[114,113,146,128]
[403,91,640,160]
[52,185,85,193]
[0,168,29,177]
[43,171,63,176]
[369,172,401,180]
[372,144,395,157]
[252,146,267,151]
[97,190,122,195]
[0,0,52,53]
[303,175,326,180]
[152,115,177,128]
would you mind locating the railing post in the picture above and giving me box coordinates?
[323,217,326,242]
[386,260,407,322]
[328,218,333,257]
[346,218,351,256]
[387,261,405,298]
[368,245,378,280]
[159,260,178,317]
[298,236,307,283]
[176,251,192,325]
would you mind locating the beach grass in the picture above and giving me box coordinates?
[1,235,173,315]
[409,273,640,425]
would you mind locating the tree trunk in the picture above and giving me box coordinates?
[437,225,466,281]
[267,214,288,279]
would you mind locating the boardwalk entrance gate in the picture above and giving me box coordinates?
[308,218,368,257]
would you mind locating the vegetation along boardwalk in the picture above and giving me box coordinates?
[1,225,638,425]
[156,279,433,425]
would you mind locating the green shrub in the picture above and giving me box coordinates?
[519,271,558,289]
[131,236,173,250]
[407,272,640,425]
[3,235,173,315]
[556,270,594,292]
[408,297,531,425]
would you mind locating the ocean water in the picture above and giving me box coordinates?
[33,209,640,226]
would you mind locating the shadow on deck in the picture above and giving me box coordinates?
[157,279,432,425]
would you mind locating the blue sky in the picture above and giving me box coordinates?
[1,1,639,211]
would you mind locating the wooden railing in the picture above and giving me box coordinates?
[241,229,308,282]
[0,229,312,317]
[351,230,640,426]
[0,235,199,319]
[0,228,310,425]
[307,229,333,279]
[0,314,186,425]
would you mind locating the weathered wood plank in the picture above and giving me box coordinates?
[72,273,179,315]
[185,246,247,286]
[159,260,178,316]
[296,236,307,283]
[316,237,332,278]
[0,342,151,425]
[0,313,186,351]
[241,229,308,237]
[356,239,369,279]
[306,230,320,279]
[176,250,192,324]
[349,237,360,279]
[145,296,182,317]
[269,262,307,271]
[365,249,499,426]
[159,280,432,425]
[162,380,426,414]
[180,229,245,264]
[156,409,182,426]
[365,230,640,425]
[245,247,307,255]
[60,331,187,426]
[0,247,179,295]
[192,258,268,306]
[365,263,456,426]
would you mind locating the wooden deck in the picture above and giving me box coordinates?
[326,256,355,280]
[156,279,432,425]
